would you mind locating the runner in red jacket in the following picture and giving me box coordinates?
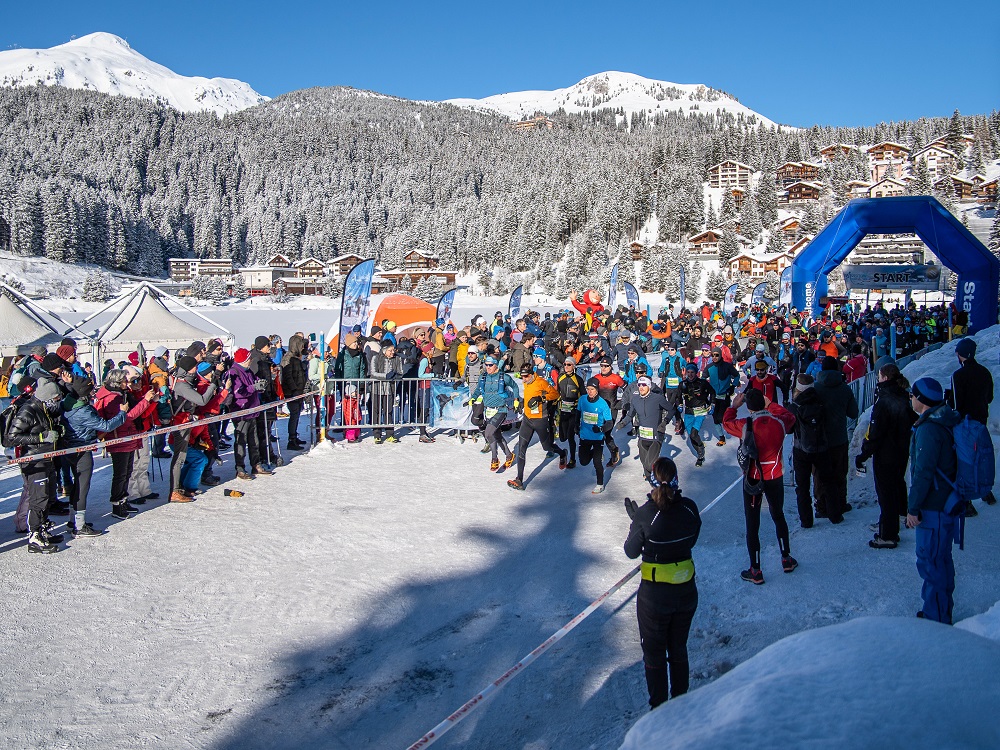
[723,389,797,585]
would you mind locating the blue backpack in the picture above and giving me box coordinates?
[938,416,995,549]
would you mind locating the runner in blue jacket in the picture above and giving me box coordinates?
[577,378,613,494]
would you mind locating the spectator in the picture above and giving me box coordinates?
[946,337,995,509]
[812,357,859,524]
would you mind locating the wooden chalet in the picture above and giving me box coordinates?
[378,269,458,287]
[912,145,960,182]
[775,161,821,187]
[867,142,910,161]
[787,236,812,257]
[292,257,326,279]
[777,217,800,244]
[707,159,753,189]
[818,143,864,163]
[629,241,645,261]
[780,181,823,205]
[845,180,872,199]
[975,177,998,204]
[730,186,746,210]
[687,229,723,254]
[511,116,555,131]
[728,251,793,280]
[934,175,974,201]
[868,178,906,199]
[402,249,440,271]
[329,253,368,277]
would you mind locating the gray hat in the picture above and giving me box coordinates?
[34,380,62,402]
[154,345,168,358]
[874,355,895,371]
[30,345,47,357]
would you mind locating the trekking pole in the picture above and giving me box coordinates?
[319,332,327,443]
[263,410,274,466]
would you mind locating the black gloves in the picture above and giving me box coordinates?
[624,497,639,519]
[527,396,543,409]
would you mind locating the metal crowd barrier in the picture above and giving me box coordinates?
[323,377,434,429]
[847,341,946,433]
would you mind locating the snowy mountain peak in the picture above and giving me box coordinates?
[0,32,267,115]
[446,71,784,129]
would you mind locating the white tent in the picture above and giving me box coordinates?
[0,283,86,358]
[75,283,234,366]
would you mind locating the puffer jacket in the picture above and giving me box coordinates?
[5,396,62,470]
[908,403,961,515]
[93,387,156,453]
[62,396,127,446]
[334,347,367,380]
[369,350,403,396]
[280,335,308,398]
[858,380,916,464]
[227,362,260,420]
[813,369,859,447]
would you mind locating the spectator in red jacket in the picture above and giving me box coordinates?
[724,388,797,585]
[842,344,869,384]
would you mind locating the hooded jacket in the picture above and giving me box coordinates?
[5,396,62,469]
[280,335,308,398]
[813,369,859,447]
[94,387,157,453]
[62,395,127,447]
[723,403,796,480]
[858,379,916,464]
[908,403,961,515]
[228,361,261,420]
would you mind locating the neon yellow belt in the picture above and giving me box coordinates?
[641,559,695,584]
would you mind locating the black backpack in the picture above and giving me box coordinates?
[794,389,828,454]
[1,399,22,448]
[737,416,765,495]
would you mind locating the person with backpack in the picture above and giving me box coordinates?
[556,357,585,468]
[507,363,566,491]
[946,337,995,511]
[280,334,308,451]
[227,348,265,480]
[470,354,516,469]
[577,377,613,494]
[905,377,962,624]
[786,374,827,529]
[706,348,739,447]
[623,457,702,709]
[724,388,797,585]
[856,363,917,548]
[167,356,218,502]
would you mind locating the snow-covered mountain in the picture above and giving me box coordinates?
[446,71,784,129]
[0,32,267,115]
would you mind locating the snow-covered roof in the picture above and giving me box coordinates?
[403,249,439,259]
[913,144,959,159]
[709,159,753,171]
[328,253,367,263]
[293,257,324,267]
[866,141,910,153]
[870,177,906,189]
[786,181,823,190]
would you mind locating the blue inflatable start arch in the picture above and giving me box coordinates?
[790,196,999,333]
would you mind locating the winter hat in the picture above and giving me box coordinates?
[70,375,94,400]
[197,362,213,375]
[343,333,358,348]
[177,356,198,374]
[34,379,62,403]
[912,377,944,407]
[755,344,766,352]
[124,365,143,380]
[586,377,600,389]
[380,337,395,348]
[254,336,270,350]
[128,351,140,366]
[519,363,533,376]
[233,348,251,365]
[723,325,734,334]
[467,345,479,354]
[483,355,499,365]
[59,337,77,349]
[30,345,48,357]
[754,360,768,372]
[795,374,814,392]
[154,345,168,358]
[564,356,576,365]
[56,345,76,361]
[637,376,652,387]
[383,321,397,332]
[955,338,977,359]
[635,362,648,374]
[532,347,546,359]
[41,353,68,372]
[745,389,766,412]
[781,332,791,340]
[187,341,207,357]
[685,362,699,372]
[701,344,711,352]
[821,356,840,371]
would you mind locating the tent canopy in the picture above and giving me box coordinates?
[0,283,88,358]
[77,283,234,362]
[790,197,999,333]
[325,293,436,352]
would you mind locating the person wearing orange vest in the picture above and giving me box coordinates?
[508,363,567,490]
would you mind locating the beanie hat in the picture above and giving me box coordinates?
[533,347,546,358]
[56,345,76,361]
[380,337,395,348]
[34,379,62,402]
[586,377,600,389]
[60,338,77,349]
[128,351,140,366]
[955,338,977,359]
[637,376,652,387]
[912,377,944,407]
[154,345,168,358]
[343,333,358,348]
[254,336,270,350]
[435,318,445,326]
[177,356,198,373]
[821,356,840,371]
[745,389,766,411]
[71,375,94,400]
[124,365,142,379]
[233,348,251,365]
[30,345,48,357]
[635,362,648,373]
[685,362,698,372]
[197,362,213,375]
[519,363,533,376]
[755,343,766,352]
[41,353,67,372]
[564,356,576,365]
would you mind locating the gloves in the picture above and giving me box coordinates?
[253,378,268,392]
[513,398,521,412]
[40,430,60,444]
[624,497,639,519]
[527,396,543,409]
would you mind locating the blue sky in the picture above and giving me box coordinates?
[4,0,997,127]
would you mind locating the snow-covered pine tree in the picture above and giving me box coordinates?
[735,272,753,301]
[988,212,1000,256]
[399,274,413,293]
[321,274,343,298]
[209,275,228,304]
[705,270,729,301]
[944,109,966,166]
[687,260,703,304]
[615,239,636,288]
[766,229,785,254]
[756,173,779,226]
[739,191,763,242]
[718,228,741,267]
[719,189,737,224]
[82,270,111,302]
[189,275,211,301]
[764,270,780,300]
[907,159,933,196]
[273,279,290,303]
[231,274,248,299]
[477,269,492,296]
[800,202,823,235]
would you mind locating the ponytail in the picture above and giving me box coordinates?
[650,457,681,510]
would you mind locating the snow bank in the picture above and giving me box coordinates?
[621,613,1000,749]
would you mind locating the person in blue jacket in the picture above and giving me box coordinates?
[658,343,687,435]
[470,356,518,471]
[577,377,613,494]
[706,349,740,446]
[623,346,651,385]
[61,375,128,536]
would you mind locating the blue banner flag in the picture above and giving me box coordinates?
[437,288,456,324]
[723,283,739,315]
[779,267,792,306]
[624,281,639,310]
[508,285,523,320]
[751,281,767,305]
[338,259,375,353]
[607,263,619,312]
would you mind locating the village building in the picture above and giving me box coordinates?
[728,250,794,280]
[167,257,234,282]
[868,177,906,199]
[845,180,873,200]
[974,177,998,204]
[934,175,975,201]
[775,161,821,187]
[329,253,369,277]
[707,159,753,189]
[867,141,911,182]
[779,181,823,205]
[912,145,960,182]
[401,249,440,271]
[818,143,864,163]
[510,115,555,131]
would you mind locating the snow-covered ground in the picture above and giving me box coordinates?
[1,323,998,748]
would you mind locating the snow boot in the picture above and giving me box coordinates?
[27,531,57,554]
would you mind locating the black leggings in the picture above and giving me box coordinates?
[578,439,605,485]
[66,451,94,513]
[873,453,908,542]
[558,408,579,459]
[637,438,662,477]
[484,415,512,461]
[743,477,790,568]
[515,417,562,482]
[637,582,698,708]
[110,451,135,506]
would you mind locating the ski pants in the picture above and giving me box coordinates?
[743,477,790,568]
[637,438,662,478]
[815,442,849,521]
[109,451,135,506]
[22,464,54,532]
[558,408,580,460]
[637,580,698,708]
[180,447,209,493]
[128,437,152,500]
[663,388,682,425]
[578,439,605,486]
[66,450,94,515]
[792,447,822,527]
[515,417,562,482]
[233,419,260,472]
[682,414,706,459]
[915,509,957,624]
[484,413,512,462]
[873,453,908,543]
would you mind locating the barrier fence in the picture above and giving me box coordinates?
[846,341,945,433]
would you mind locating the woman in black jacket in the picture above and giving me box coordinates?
[624,456,702,709]
[856,363,917,548]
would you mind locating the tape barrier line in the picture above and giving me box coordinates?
[2,390,319,467]
[406,471,743,749]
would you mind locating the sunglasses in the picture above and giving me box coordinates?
[711,353,721,358]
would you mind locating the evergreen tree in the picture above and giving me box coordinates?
[209,275,228,304]
[705,270,729,301]
[82,270,111,302]
[907,158,933,196]
[614,239,636,288]
[800,202,823,235]
[764,270,780,300]
[735,272,753,301]
[944,109,965,165]
[756,173,779,225]
[273,279,290,303]
[231,274,249,299]
[719,189,737,223]
[718,228,741,267]
[739,191,763,242]
[766,229,785,254]
[321,274,343,298]
[477,269,492,296]
[688,260,703,303]
[988,212,1000,256]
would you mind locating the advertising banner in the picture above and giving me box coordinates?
[779,267,792,306]
[723,283,739,315]
[436,288,456,324]
[508,285,523,320]
[841,264,943,291]
[624,281,639,310]
[607,264,618,312]
[338,259,375,352]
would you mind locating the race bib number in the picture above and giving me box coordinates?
[666,376,680,387]
[560,401,576,412]
[692,405,709,417]
[638,426,655,440]
[485,407,499,418]
[583,411,598,425]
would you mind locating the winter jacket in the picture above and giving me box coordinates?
[625,495,701,566]
[228,362,261,421]
[787,386,828,454]
[369,350,404,396]
[471,371,517,410]
[280,335,308,398]
[623,353,651,385]
[907,403,961,515]
[334,347,367,380]
[948,357,993,426]
[577,395,612,441]
[858,380,916,464]
[247,349,275,401]
[813,370,859,447]
[93,387,156,452]
[464,356,484,394]
[706,360,739,399]
[723,403,796,481]
[170,374,218,422]
[507,341,531,374]
[843,354,868,384]
[628,390,673,439]
[658,354,686,389]
[5,396,62,470]
[745,374,779,404]
[62,397,127,447]
[592,371,626,409]
[522,376,559,419]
